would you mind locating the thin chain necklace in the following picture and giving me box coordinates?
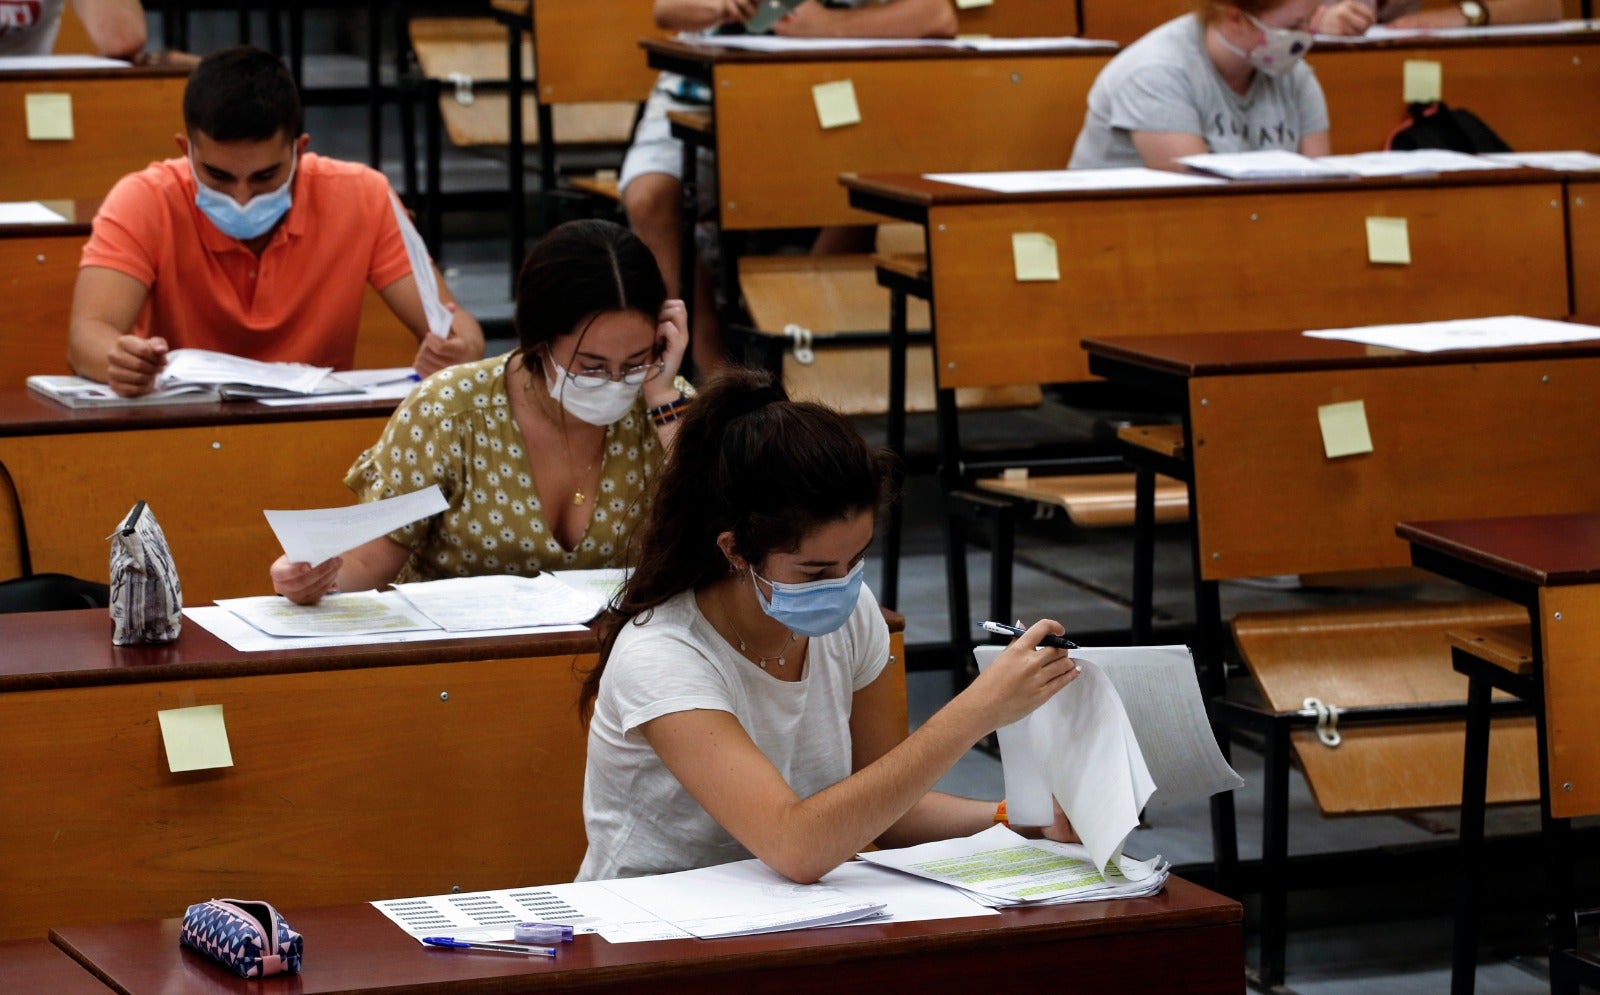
[524,357,601,506]
[722,585,798,669]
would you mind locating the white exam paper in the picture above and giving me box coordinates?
[392,573,611,631]
[0,201,67,224]
[1482,150,1600,172]
[818,861,998,924]
[183,604,585,653]
[1178,149,1356,180]
[924,168,1224,193]
[1355,18,1598,41]
[263,485,448,565]
[1304,315,1600,352]
[0,54,129,70]
[214,591,438,637]
[1317,149,1507,177]
[388,192,452,339]
[158,348,331,393]
[598,859,885,939]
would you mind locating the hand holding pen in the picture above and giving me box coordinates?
[962,619,1079,731]
[981,620,1078,649]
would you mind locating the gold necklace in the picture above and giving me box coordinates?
[722,587,798,669]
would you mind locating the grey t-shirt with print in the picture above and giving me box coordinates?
[1069,14,1330,170]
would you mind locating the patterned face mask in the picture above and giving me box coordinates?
[1219,12,1314,78]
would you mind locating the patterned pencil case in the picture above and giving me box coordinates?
[179,898,303,978]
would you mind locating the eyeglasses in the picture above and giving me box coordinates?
[565,361,665,390]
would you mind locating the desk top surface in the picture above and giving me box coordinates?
[641,35,1111,69]
[843,166,1558,211]
[0,387,401,437]
[1081,328,1600,378]
[0,938,111,993]
[1397,514,1600,588]
[0,63,189,82]
[49,877,1239,995]
[0,608,604,693]
[0,198,96,237]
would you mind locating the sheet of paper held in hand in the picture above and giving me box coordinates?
[264,485,449,566]
[389,191,452,339]
[392,573,613,631]
[1303,315,1600,353]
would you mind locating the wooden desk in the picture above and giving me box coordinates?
[953,0,1080,38]
[845,169,1570,385]
[1397,513,1600,993]
[0,608,909,942]
[0,198,95,386]
[48,877,1241,994]
[0,938,112,992]
[0,391,397,599]
[643,38,1114,232]
[0,65,189,202]
[1078,0,1191,44]
[1314,27,1600,154]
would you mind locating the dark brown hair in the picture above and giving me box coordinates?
[578,367,894,720]
[514,219,667,361]
[184,46,304,142]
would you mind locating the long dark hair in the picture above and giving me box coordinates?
[514,219,667,360]
[579,367,894,720]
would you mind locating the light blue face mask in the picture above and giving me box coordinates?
[190,152,297,240]
[751,559,865,638]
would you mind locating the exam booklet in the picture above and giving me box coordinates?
[27,350,346,410]
[1177,150,1358,180]
[27,375,220,409]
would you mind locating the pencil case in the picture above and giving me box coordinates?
[179,898,303,978]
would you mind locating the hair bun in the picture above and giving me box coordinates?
[725,383,786,421]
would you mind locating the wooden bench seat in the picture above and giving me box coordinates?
[1448,624,1535,678]
[1233,601,1539,815]
[975,472,1188,529]
[408,18,638,149]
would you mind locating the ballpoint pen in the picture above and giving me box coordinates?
[979,620,1078,650]
[422,937,557,957]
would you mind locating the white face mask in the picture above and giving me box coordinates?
[1219,11,1314,78]
[543,356,641,427]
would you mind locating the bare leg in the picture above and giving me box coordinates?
[811,224,875,255]
[623,172,725,375]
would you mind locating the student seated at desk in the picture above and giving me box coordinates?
[1311,0,1561,35]
[270,220,690,603]
[1069,0,1330,171]
[67,46,485,398]
[578,368,1079,883]
[0,0,144,59]
[623,0,957,373]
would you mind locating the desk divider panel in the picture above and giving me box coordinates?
[531,0,667,103]
[0,416,389,600]
[0,73,187,202]
[713,55,1106,230]
[1077,0,1192,45]
[953,0,1080,38]
[1571,181,1599,322]
[1188,356,1600,581]
[1315,41,1600,155]
[925,181,1568,389]
[0,234,82,385]
[1538,586,1600,819]
[0,653,594,940]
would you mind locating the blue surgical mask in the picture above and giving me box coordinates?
[190,153,297,240]
[751,559,865,637]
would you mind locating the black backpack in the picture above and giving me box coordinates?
[1385,100,1512,154]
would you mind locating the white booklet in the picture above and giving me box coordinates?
[157,348,339,397]
[1178,149,1358,180]
[27,375,219,409]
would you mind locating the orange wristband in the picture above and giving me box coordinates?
[993,800,1008,825]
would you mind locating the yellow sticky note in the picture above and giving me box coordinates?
[1011,232,1060,282]
[1365,216,1411,265]
[811,79,861,130]
[24,93,74,141]
[1402,60,1443,104]
[956,0,995,8]
[157,704,235,773]
[1318,400,1374,459]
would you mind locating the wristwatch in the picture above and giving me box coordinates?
[1457,0,1490,26]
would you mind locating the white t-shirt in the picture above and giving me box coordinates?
[0,0,67,55]
[1069,14,1330,169]
[577,584,890,881]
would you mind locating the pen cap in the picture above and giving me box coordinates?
[974,646,1055,827]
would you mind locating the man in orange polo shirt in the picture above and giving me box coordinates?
[68,45,485,397]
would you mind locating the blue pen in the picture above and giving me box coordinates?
[979,620,1078,650]
[422,936,557,957]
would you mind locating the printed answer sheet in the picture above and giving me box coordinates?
[264,485,448,565]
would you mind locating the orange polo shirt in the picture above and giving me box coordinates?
[80,153,414,370]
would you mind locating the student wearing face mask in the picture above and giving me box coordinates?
[268,219,690,603]
[68,46,485,397]
[577,367,1081,883]
[1069,0,1330,172]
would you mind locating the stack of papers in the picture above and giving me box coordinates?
[858,825,1168,908]
[1178,150,1357,180]
[1316,149,1509,177]
[393,573,614,631]
[681,35,1111,53]
[0,201,68,224]
[1304,315,1600,352]
[156,348,339,398]
[1482,150,1600,172]
[923,168,1224,193]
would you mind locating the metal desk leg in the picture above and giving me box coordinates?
[1451,653,1494,995]
[1131,465,1155,645]
[881,285,908,610]
[1256,717,1293,991]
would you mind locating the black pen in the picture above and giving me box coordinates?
[980,620,1077,650]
